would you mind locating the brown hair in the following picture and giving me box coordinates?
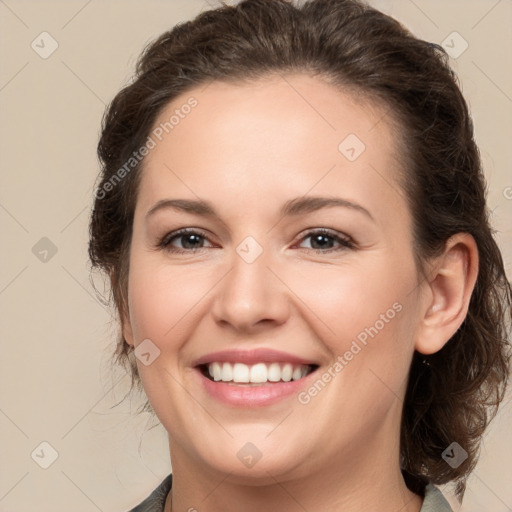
[88,0,511,500]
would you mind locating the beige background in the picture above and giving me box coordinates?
[0,0,511,511]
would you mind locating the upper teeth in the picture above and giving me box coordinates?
[207,362,309,383]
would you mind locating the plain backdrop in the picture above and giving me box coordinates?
[0,0,511,511]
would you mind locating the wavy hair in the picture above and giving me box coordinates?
[88,0,511,500]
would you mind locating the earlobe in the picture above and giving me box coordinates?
[415,233,479,355]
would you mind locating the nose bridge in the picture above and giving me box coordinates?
[211,237,289,330]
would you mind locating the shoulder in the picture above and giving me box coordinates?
[125,474,173,512]
[420,483,453,512]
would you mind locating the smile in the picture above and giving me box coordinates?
[193,349,320,406]
[202,362,316,384]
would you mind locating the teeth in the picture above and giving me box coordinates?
[281,363,293,382]
[292,366,302,381]
[250,363,267,383]
[205,362,312,384]
[211,362,222,382]
[268,363,281,382]
[221,362,233,382]
[233,363,249,383]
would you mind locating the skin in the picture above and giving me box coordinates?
[121,73,478,511]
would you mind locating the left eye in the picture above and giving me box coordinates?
[296,229,354,252]
[159,228,354,253]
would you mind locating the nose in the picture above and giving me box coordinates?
[210,245,290,333]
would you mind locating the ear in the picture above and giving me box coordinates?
[121,307,135,347]
[415,233,479,355]
[110,267,135,347]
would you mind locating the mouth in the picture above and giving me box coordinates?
[192,348,321,406]
[198,362,318,385]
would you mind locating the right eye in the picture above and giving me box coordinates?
[159,228,214,254]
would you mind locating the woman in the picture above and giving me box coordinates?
[88,0,511,510]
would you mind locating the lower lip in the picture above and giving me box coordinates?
[197,369,315,407]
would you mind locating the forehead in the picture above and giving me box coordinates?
[136,73,407,222]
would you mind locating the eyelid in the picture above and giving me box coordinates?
[159,227,214,252]
[293,228,354,251]
[158,227,355,254]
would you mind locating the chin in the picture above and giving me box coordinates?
[185,431,314,484]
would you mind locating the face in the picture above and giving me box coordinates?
[123,74,424,483]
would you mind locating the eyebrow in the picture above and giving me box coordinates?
[145,196,374,221]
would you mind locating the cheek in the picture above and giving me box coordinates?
[127,255,216,343]
[125,255,213,428]
[289,257,411,345]
[127,241,418,361]
[288,256,418,407]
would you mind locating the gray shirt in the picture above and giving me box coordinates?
[127,474,453,511]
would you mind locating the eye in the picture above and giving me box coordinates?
[159,228,213,253]
[296,229,354,253]
[158,227,354,255]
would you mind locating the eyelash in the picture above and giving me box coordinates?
[157,228,355,254]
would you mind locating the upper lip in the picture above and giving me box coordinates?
[192,348,318,367]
